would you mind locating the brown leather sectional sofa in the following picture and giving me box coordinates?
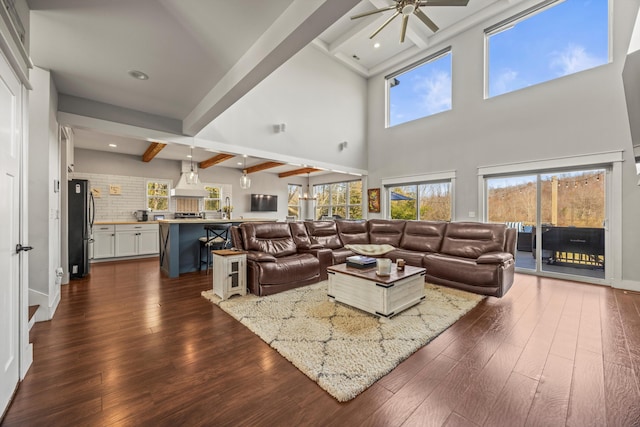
[230,219,516,298]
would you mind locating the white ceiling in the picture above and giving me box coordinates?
[28,0,521,175]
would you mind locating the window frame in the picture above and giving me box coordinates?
[146,179,171,213]
[287,183,302,220]
[385,46,452,128]
[381,171,456,220]
[313,179,363,220]
[202,184,223,213]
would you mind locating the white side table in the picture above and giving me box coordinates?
[212,249,247,300]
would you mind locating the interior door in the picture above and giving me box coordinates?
[0,53,22,414]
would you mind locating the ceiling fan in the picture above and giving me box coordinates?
[351,0,469,43]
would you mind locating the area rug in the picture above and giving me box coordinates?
[201,281,483,402]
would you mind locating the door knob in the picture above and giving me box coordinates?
[16,244,34,253]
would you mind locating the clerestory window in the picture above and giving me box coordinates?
[486,0,609,98]
[386,47,452,128]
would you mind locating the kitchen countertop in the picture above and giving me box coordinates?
[157,218,277,224]
[94,221,159,225]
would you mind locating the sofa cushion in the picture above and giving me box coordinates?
[368,219,406,246]
[241,223,297,257]
[304,221,343,249]
[399,221,447,253]
[288,221,313,248]
[336,220,369,245]
[256,253,320,285]
[440,222,506,259]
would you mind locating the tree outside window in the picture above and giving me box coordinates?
[147,180,170,211]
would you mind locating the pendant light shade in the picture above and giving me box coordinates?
[186,146,198,185]
[240,156,251,189]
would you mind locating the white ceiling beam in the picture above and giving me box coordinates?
[182,0,361,136]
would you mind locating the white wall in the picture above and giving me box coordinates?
[197,44,368,171]
[28,66,60,320]
[366,1,640,285]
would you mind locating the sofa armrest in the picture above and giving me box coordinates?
[298,247,333,281]
[476,252,514,264]
[297,242,324,250]
[246,251,277,263]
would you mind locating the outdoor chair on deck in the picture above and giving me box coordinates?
[199,223,231,273]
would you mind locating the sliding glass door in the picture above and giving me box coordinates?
[486,168,607,281]
[539,170,605,279]
[487,175,537,271]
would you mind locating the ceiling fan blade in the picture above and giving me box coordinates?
[400,15,409,43]
[415,9,439,32]
[351,5,396,20]
[370,11,400,39]
[418,0,469,6]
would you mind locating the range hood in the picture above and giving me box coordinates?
[170,161,208,198]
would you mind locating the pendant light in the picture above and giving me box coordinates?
[186,146,198,185]
[240,156,251,189]
[300,172,316,200]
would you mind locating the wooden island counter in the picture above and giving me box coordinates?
[158,218,276,278]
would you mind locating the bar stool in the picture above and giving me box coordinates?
[199,223,231,273]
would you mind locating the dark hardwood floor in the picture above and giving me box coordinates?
[3,258,640,426]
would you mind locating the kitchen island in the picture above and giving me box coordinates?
[158,218,276,278]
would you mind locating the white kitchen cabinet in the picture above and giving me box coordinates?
[93,225,115,259]
[137,228,159,255]
[115,224,159,257]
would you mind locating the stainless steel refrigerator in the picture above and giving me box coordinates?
[68,179,95,278]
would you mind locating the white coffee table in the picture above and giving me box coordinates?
[327,263,426,318]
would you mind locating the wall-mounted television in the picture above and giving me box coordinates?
[250,194,278,212]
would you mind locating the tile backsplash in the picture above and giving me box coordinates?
[71,172,157,222]
[70,172,231,221]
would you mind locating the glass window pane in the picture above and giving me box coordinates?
[348,205,362,219]
[205,200,220,211]
[148,197,168,211]
[349,181,362,204]
[388,51,452,127]
[390,185,417,220]
[331,183,346,205]
[487,175,537,226]
[315,206,329,220]
[419,182,452,221]
[487,0,608,98]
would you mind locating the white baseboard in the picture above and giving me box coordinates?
[613,279,640,292]
[28,288,60,322]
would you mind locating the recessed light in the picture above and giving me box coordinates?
[237,162,243,165]
[108,143,117,148]
[128,70,149,80]
[186,154,192,158]
[374,42,380,49]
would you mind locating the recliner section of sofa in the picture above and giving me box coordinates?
[234,222,332,296]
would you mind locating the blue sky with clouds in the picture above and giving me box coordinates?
[389,0,608,126]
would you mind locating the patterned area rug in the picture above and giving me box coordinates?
[201,281,483,402]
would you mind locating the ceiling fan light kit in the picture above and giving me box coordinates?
[351,0,469,43]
